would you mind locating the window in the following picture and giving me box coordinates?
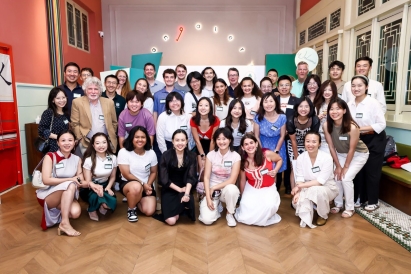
[330,9,341,31]
[356,30,371,60]
[358,0,375,16]
[328,43,338,65]
[308,18,327,42]
[66,0,89,52]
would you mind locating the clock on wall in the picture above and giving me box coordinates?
[150,23,245,54]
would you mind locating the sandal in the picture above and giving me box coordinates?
[364,204,379,212]
[57,226,81,237]
[330,207,342,214]
[341,210,354,218]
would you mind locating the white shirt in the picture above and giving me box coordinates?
[219,119,253,146]
[348,96,386,134]
[83,155,117,183]
[202,87,214,98]
[214,97,233,121]
[156,111,194,153]
[280,96,290,113]
[295,150,334,185]
[241,96,260,120]
[117,148,157,183]
[184,91,210,115]
[143,97,154,114]
[342,79,386,113]
[207,149,241,188]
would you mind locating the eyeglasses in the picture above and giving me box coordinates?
[105,81,118,85]
[307,83,318,87]
[279,84,290,88]
[81,73,91,77]
[228,74,238,77]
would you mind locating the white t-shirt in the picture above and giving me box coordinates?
[214,98,233,121]
[202,87,214,98]
[241,96,260,120]
[219,119,253,146]
[83,155,118,183]
[143,97,154,114]
[117,148,158,183]
[184,91,210,115]
[280,96,290,113]
[207,150,241,188]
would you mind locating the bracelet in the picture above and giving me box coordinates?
[184,194,190,197]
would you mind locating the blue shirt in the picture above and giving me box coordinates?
[153,88,185,115]
[58,82,84,117]
[149,80,166,94]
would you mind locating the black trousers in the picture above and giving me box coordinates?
[276,152,291,192]
[353,130,386,205]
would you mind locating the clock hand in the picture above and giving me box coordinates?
[176,27,183,41]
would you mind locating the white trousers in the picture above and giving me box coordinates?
[198,184,240,225]
[334,151,369,210]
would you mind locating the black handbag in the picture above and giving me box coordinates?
[35,114,54,153]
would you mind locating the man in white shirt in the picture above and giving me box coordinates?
[341,57,386,113]
[328,61,346,97]
[291,61,309,98]
[144,62,165,94]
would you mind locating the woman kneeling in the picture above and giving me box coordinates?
[292,131,339,228]
[235,133,282,226]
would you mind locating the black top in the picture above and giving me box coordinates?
[102,91,126,119]
[57,82,84,117]
[159,149,198,189]
[228,86,236,98]
[286,115,320,135]
[38,108,70,152]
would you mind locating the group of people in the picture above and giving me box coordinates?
[36,56,386,236]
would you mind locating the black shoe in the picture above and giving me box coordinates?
[127,209,138,222]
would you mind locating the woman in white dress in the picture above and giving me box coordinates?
[134,78,154,113]
[36,130,88,236]
[291,131,339,228]
[235,133,282,226]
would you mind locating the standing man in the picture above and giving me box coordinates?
[71,77,118,155]
[153,69,185,122]
[267,68,279,93]
[328,61,346,97]
[342,56,386,113]
[102,74,126,119]
[58,62,84,116]
[291,61,309,98]
[174,64,190,93]
[80,67,94,82]
[144,62,165,95]
[227,67,239,98]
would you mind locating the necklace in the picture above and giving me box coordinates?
[177,154,184,168]
[297,117,309,125]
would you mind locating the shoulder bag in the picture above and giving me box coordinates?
[35,114,54,153]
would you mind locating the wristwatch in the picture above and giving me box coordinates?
[200,154,205,158]
[275,150,279,154]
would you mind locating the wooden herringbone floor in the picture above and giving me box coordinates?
[0,184,410,274]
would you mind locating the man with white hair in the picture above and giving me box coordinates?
[71,76,118,155]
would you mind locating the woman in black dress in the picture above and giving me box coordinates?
[159,129,198,225]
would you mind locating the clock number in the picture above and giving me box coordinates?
[176,27,183,41]
[228,35,234,41]
[151,47,157,53]
[213,26,218,33]
[163,35,169,41]
[195,23,202,30]
[239,47,245,52]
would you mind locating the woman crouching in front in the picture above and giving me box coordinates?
[292,131,339,228]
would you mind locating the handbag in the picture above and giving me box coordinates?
[32,153,56,190]
[35,114,54,153]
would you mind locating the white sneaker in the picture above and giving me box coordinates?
[218,202,223,213]
[354,198,361,208]
[122,197,127,202]
[226,213,237,227]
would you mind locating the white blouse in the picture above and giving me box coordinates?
[241,96,260,120]
[214,97,233,121]
[156,111,193,153]
[295,150,334,185]
[347,96,386,134]
[342,79,386,113]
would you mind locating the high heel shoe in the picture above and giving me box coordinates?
[99,204,108,215]
[88,211,99,221]
[57,226,81,237]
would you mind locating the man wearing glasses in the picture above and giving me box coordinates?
[227,67,239,98]
[80,67,94,82]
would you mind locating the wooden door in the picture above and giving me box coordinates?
[0,43,22,191]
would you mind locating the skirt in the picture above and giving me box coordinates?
[161,190,195,221]
[235,183,281,226]
[87,181,117,212]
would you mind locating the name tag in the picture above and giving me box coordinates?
[237,132,243,137]
[271,125,278,131]
[356,113,363,118]
[55,163,64,169]
[192,103,196,109]
[216,107,223,111]
[99,115,104,120]
[368,93,371,96]
[180,126,188,130]
[250,110,256,115]
[63,120,69,124]
[115,102,120,107]
[312,166,321,173]
[145,164,151,172]
[260,168,269,175]
[338,94,342,98]
[339,136,348,141]
[286,104,293,109]
[160,99,166,104]
[104,164,113,169]
[73,93,81,98]
[224,161,232,167]
[125,123,133,128]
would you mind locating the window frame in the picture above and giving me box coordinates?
[65,0,90,53]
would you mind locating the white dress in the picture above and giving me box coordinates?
[36,151,80,228]
[293,150,339,228]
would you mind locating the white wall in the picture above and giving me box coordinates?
[101,0,296,68]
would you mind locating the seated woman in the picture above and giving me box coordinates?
[292,131,339,228]
[235,133,282,226]
[82,132,118,221]
[36,130,86,236]
[159,130,198,225]
[118,126,157,222]
[199,127,241,227]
